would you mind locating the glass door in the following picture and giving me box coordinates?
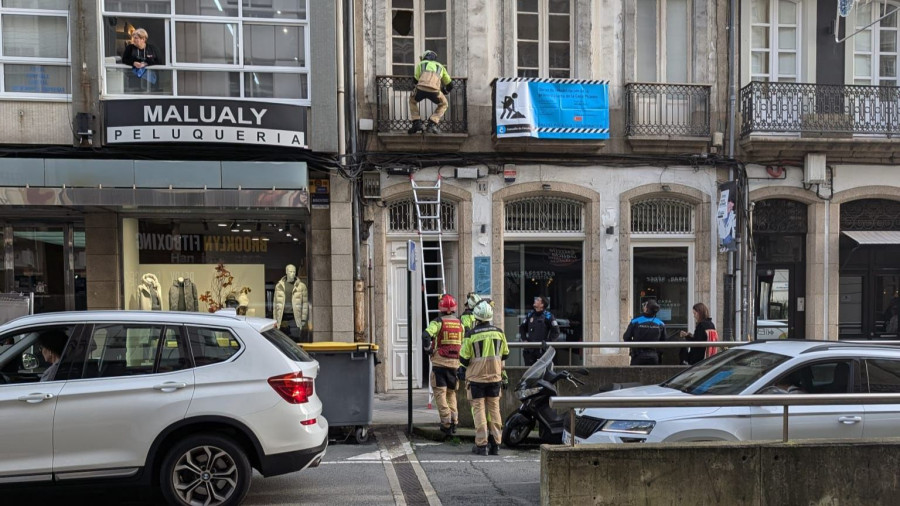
[632,246,690,339]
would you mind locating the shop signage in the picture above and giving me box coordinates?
[137,233,269,253]
[104,99,308,148]
[493,77,610,140]
[311,179,330,209]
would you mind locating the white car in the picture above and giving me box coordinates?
[565,340,900,444]
[0,311,328,506]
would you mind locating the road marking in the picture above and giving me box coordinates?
[395,430,441,506]
[322,459,540,465]
[377,432,407,506]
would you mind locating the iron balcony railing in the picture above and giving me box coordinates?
[740,81,900,137]
[624,82,711,137]
[375,75,468,134]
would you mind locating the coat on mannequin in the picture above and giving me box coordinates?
[273,264,308,339]
[168,277,199,312]
[138,273,162,311]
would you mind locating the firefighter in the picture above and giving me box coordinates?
[460,292,481,332]
[422,294,464,436]
[459,300,509,456]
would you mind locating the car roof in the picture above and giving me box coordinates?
[736,339,900,359]
[0,310,277,333]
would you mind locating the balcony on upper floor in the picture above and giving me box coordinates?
[740,81,900,162]
[624,82,712,154]
[374,75,468,151]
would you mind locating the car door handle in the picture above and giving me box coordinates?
[153,382,187,392]
[838,416,862,424]
[18,393,54,403]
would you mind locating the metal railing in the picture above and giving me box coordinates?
[550,392,900,445]
[375,75,468,134]
[506,340,744,366]
[624,82,711,137]
[740,81,900,137]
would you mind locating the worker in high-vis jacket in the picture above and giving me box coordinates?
[407,50,453,135]
[458,300,509,456]
[422,294,464,436]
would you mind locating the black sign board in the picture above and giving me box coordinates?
[104,98,308,148]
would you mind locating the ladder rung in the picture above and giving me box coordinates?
[423,263,443,267]
[421,246,442,251]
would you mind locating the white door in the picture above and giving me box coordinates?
[0,382,64,479]
[389,242,421,390]
[52,324,195,474]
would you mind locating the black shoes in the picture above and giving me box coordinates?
[425,120,440,134]
[472,444,489,456]
[439,424,453,437]
[407,119,424,134]
[488,435,500,456]
[451,423,457,435]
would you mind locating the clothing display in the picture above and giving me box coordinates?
[273,264,309,338]
[138,273,162,311]
[168,277,198,312]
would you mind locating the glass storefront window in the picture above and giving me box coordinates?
[127,218,311,342]
[13,227,66,313]
[504,241,583,363]
[876,275,900,335]
[632,246,689,337]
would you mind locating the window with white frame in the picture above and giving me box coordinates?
[390,0,450,76]
[635,0,690,83]
[749,0,800,82]
[102,0,309,100]
[852,2,900,85]
[515,0,571,78]
[0,0,70,97]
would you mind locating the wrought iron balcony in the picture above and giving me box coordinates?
[375,76,468,134]
[740,81,900,137]
[624,83,711,137]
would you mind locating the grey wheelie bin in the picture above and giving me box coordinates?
[299,341,379,443]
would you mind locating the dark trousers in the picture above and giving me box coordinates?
[630,350,660,366]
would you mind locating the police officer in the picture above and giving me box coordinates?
[519,296,560,366]
[460,292,481,332]
[623,299,667,365]
[459,300,509,456]
[422,294,464,435]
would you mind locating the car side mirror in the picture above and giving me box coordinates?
[22,352,38,370]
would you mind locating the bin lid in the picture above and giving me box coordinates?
[299,341,379,352]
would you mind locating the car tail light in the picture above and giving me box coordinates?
[268,372,314,404]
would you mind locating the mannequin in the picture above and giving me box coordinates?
[168,276,199,312]
[138,273,162,311]
[273,264,309,341]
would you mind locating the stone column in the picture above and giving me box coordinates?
[85,211,121,309]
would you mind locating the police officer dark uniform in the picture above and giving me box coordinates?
[422,294,464,435]
[519,296,560,366]
[459,300,509,456]
[623,299,667,365]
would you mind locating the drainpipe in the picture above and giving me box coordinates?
[344,0,366,342]
[824,200,830,339]
[726,0,740,339]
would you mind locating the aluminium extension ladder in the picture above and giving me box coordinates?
[410,174,447,409]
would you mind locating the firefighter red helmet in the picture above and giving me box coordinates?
[438,294,457,313]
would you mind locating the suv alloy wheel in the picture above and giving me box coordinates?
[160,434,251,506]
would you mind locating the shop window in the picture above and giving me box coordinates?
[631,198,693,234]
[0,6,70,96]
[504,241,583,364]
[505,197,583,234]
[387,199,456,233]
[102,0,309,99]
[633,246,689,339]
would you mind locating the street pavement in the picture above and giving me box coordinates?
[4,389,542,505]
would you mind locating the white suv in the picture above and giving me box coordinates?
[566,340,900,444]
[0,311,328,506]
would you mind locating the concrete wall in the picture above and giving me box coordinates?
[452,365,684,428]
[541,439,900,505]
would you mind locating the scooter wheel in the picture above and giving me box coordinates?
[502,414,534,448]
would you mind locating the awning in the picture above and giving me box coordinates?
[842,231,900,245]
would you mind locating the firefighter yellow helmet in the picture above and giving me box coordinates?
[465,292,482,310]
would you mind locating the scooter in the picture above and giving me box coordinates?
[503,346,588,447]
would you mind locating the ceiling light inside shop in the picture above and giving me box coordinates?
[262,237,270,241]
[230,222,240,232]
[286,232,292,237]
[218,222,228,227]
[293,238,299,242]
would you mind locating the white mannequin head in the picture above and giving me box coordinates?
[285,264,297,282]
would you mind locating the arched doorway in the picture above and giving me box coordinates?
[753,199,807,340]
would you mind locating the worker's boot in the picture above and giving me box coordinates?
[450,422,457,435]
[439,424,453,438]
[407,119,424,134]
[425,120,440,134]
[471,444,489,456]
[488,435,500,456]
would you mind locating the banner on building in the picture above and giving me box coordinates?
[492,78,610,140]
[717,181,738,253]
[310,179,330,209]
[104,98,308,149]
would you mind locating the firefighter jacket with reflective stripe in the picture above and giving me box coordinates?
[460,323,509,384]
[414,60,451,93]
[460,310,476,332]
[425,315,463,368]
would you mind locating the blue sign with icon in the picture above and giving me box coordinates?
[493,78,610,140]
